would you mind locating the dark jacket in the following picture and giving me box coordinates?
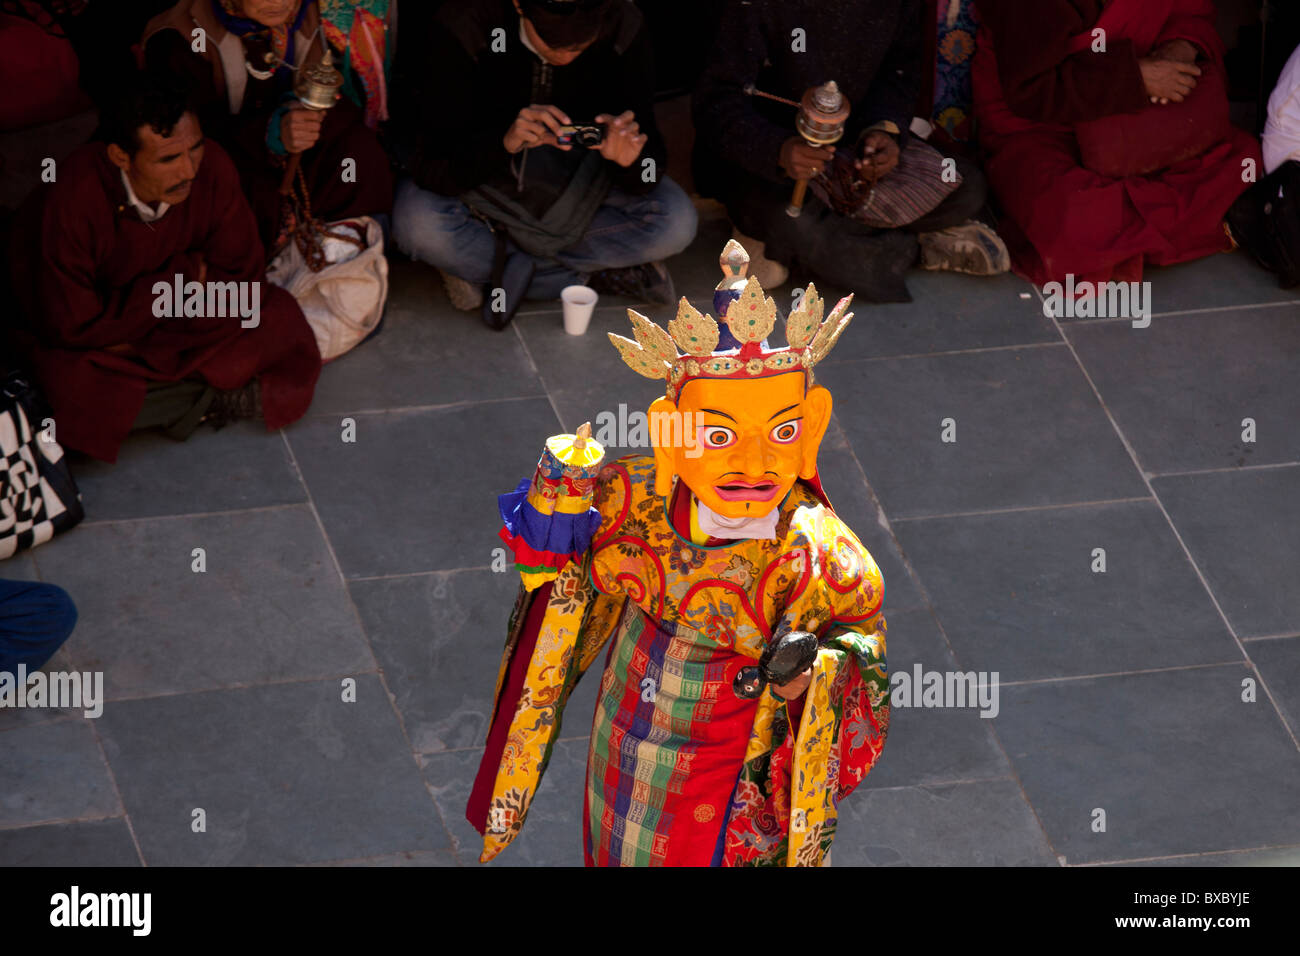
[692,0,922,195]
[388,0,667,200]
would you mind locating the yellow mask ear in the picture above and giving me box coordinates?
[648,396,679,497]
[799,385,833,480]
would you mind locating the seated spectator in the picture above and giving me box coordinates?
[142,0,395,253]
[974,0,1261,288]
[7,70,321,464]
[0,580,76,676]
[692,0,1006,304]
[386,0,698,328]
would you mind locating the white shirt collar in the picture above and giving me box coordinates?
[120,169,170,223]
[519,18,542,59]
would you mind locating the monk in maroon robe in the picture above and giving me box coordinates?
[8,77,320,464]
[974,0,1262,286]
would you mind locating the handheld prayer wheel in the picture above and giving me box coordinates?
[786,80,850,218]
[278,47,344,195]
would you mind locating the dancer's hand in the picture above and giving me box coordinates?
[780,137,834,180]
[773,668,812,701]
[856,131,900,182]
[594,111,647,167]
[1140,57,1200,104]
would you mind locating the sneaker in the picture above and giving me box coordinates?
[731,228,789,288]
[588,261,676,305]
[204,380,262,430]
[440,269,483,311]
[918,221,1011,276]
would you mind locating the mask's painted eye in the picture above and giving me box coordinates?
[770,419,802,444]
[698,424,737,449]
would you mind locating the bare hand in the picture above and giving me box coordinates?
[281,105,324,153]
[1152,39,1199,64]
[593,111,647,168]
[855,131,900,182]
[773,667,812,701]
[780,137,834,180]
[504,104,572,153]
[1139,57,1200,104]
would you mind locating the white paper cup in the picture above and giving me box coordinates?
[561,285,599,336]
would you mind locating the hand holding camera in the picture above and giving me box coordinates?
[504,104,574,153]
[593,111,647,167]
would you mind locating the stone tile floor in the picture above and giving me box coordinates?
[4,211,1299,867]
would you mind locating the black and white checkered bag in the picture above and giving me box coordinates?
[0,373,83,559]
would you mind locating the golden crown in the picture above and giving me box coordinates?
[608,241,854,402]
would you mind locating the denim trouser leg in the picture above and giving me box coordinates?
[391,174,699,300]
[0,580,78,673]
[392,177,497,285]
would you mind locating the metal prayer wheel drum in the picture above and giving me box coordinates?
[279,48,344,197]
[794,80,850,147]
[787,80,850,218]
[295,48,344,111]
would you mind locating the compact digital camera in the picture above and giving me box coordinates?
[556,123,607,148]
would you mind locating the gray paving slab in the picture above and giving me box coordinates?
[1111,845,1300,866]
[307,258,546,416]
[893,500,1240,682]
[310,848,460,866]
[1154,466,1300,639]
[833,778,1058,866]
[0,818,139,866]
[861,609,1011,790]
[820,270,1058,363]
[421,738,590,866]
[514,303,665,460]
[1140,251,1299,316]
[349,568,602,756]
[286,400,562,578]
[0,719,120,827]
[65,421,306,522]
[0,646,82,732]
[1067,310,1300,474]
[96,676,449,865]
[993,666,1300,865]
[1248,636,1300,741]
[815,417,926,613]
[818,346,1148,518]
[32,506,374,699]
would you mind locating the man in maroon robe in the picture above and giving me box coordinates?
[8,71,320,463]
[973,0,1262,287]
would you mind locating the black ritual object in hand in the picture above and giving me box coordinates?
[733,625,820,700]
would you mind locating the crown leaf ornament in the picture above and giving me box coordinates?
[608,241,854,401]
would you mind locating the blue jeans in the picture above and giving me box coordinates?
[392,175,698,300]
[0,580,77,674]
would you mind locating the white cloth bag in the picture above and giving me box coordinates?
[267,216,388,362]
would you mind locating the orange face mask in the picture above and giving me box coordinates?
[649,371,832,519]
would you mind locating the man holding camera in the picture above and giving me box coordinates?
[388,0,698,328]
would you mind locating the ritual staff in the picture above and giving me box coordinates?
[7,71,321,463]
[974,0,1262,287]
[141,0,395,252]
[468,242,889,866]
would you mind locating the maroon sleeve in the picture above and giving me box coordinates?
[977,0,1150,124]
[1156,0,1224,62]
